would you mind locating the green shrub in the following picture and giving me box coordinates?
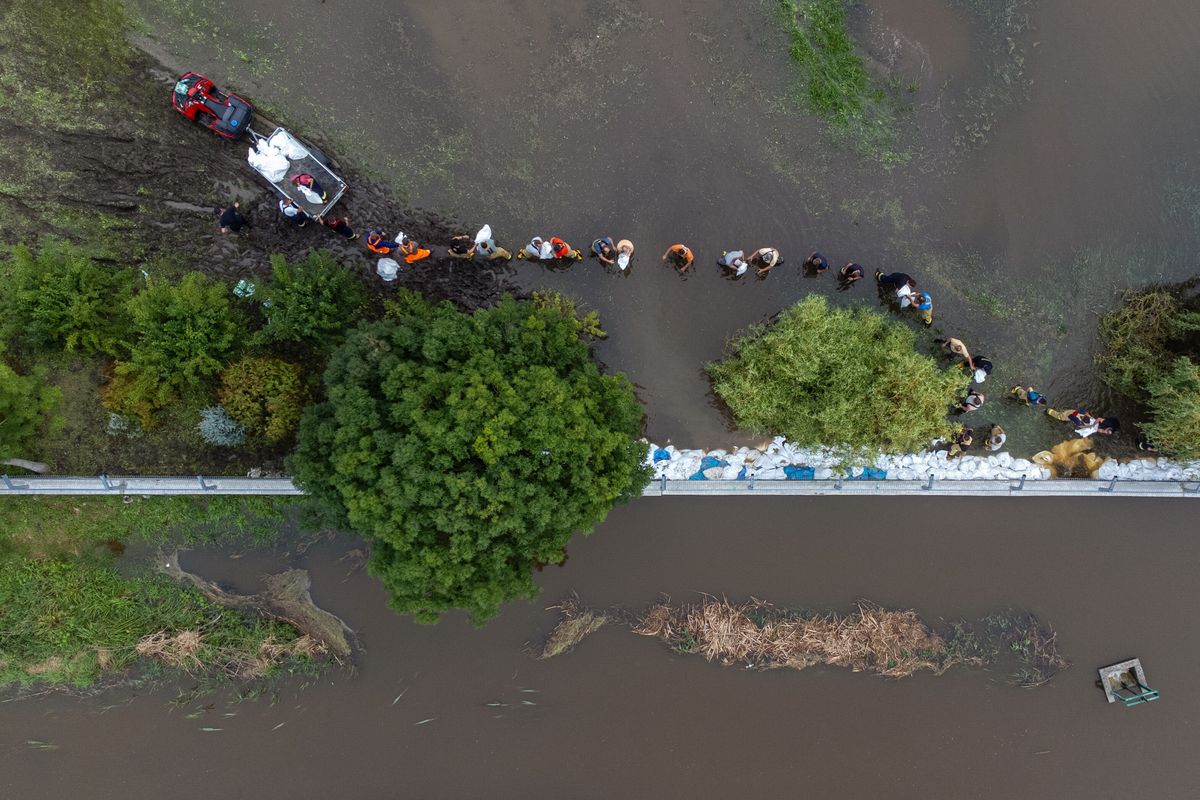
[0,358,61,460]
[197,406,247,447]
[1096,289,1200,400]
[1141,357,1200,460]
[219,357,305,444]
[707,295,969,458]
[0,242,133,355]
[289,293,650,623]
[103,273,240,426]
[258,251,365,347]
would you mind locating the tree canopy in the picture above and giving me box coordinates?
[289,293,649,623]
[0,358,60,460]
[707,295,969,458]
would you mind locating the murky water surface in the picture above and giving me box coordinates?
[6,2,1199,796]
[4,497,1200,798]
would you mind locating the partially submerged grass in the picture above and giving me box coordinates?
[0,554,304,688]
[537,597,609,659]
[776,0,907,164]
[542,596,1069,686]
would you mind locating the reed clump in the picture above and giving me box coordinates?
[537,597,609,659]
[541,596,1069,686]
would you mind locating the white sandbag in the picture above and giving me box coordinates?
[474,224,492,245]
[268,129,309,160]
[703,466,725,480]
[814,467,833,480]
[296,184,322,205]
[247,141,288,183]
[376,258,399,281]
[721,465,743,480]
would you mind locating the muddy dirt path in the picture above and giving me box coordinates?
[4,496,1198,798]
[129,0,1200,453]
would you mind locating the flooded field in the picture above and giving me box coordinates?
[4,496,1200,798]
[131,0,1200,451]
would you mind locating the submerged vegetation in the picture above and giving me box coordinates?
[708,296,969,460]
[776,0,906,163]
[1097,283,1200,457]
[544,596,1069,687]
[0,496,317,690]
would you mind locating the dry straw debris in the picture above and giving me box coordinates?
[537,597,609,659]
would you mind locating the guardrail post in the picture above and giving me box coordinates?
[748,476,755,491]
[100,474,126,492]
[1182,481,1200,495]
[197,476,217,491]
[1099,476,1118,493]
[1011,474,1026,492]
[922,473,935,491]
[2,474,29,490]
[833,478,843,491]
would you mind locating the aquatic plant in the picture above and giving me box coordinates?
[707,296,970,460]
[776,0,906,163]
[541,596,1069,687]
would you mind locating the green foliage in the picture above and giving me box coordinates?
[707,296,969,458]
[1097,289,1200,400]
[531,290,607,339]
[258,252,365,348]
[1142,357,1200,460]
[104,273,240,426]
[776,0,906,163]
[219,357,306,444]
[0,496,291,560]
[0,359,61,459]
[0,242,133,355]
[289,293,650,623]
[0,554,295,687]
[198,406,246,447]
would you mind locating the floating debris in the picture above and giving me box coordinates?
[414,717,437,726]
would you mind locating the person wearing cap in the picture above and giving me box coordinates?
[1010,385,1048,407]
[279,198,308,228]
[615,239,634,271]
[291,172,327,202]
[475,226,512,261]
[935,337,974,368]
[958,389,985,413]
[987,424,1006,451]
[517,236,554,260]
[591,236,617,266]
[971,355,993,384]
[366,229,400,254]
[750,247,784,276]
[447,234,476,260]
[911,292,933,327]
[838,262,864,287]
[396,232,431,264]
[804,251,829,273]
[1136,432,1158,452]
[662,243,694,272]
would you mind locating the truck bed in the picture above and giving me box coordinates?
[251,128,347,218]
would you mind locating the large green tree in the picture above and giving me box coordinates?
[289,293,650,623]
[707,295,969,458]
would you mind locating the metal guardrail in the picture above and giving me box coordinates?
[0,475,303,496]
[1,474,1198,498]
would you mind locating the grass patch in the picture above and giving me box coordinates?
[0,553,303,688]
[0,496,291,560]
[776,0,908,164]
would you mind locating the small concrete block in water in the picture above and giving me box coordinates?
[1098,658,1154,704]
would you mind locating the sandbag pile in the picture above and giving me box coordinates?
[1095,457,1200,481]
[643,436,1052,481]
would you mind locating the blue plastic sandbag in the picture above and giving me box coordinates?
[653,448,672,462]
[784,465,815,480]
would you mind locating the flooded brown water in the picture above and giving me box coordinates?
[132,0,1200,452]
[4,497,1200,798]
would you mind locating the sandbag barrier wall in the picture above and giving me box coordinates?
[2,474,1200,498]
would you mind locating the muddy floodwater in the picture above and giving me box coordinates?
[4,497,1200,798]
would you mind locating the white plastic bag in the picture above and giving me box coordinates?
[247,141,288,183]
[268,129,309,160]
[296,184,322,205]
[474,224,492,245]
[376,258,399,282]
